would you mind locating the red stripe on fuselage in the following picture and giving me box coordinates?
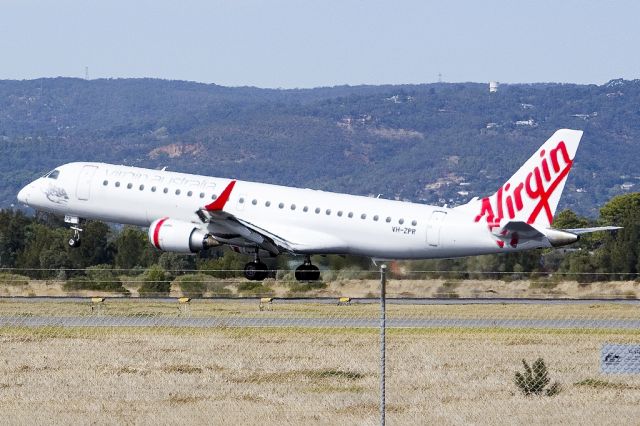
[153,217,169,249]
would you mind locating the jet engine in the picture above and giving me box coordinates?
[148,218,220,254]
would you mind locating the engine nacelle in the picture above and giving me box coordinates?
[148,218,220,254]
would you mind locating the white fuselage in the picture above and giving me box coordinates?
[17,162,544,259]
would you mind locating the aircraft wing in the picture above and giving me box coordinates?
[195,180,346,255]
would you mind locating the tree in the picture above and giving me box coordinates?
[0,210,31,267]
[114,227,158,271]
[596,193,640,278]
[158,252,196,277]
[67,221,114,268]
[599,193,640,226]
[553,209,589,229]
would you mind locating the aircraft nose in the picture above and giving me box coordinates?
[17,185,30,204]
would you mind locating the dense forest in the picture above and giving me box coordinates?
[2,78,640,217]
[0,193,638,295]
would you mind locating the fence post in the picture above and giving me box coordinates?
[380,264,387,426]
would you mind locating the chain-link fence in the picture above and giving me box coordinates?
[1,269,640,424]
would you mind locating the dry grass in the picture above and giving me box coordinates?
[0,302,640,424]
[1,299,640,321]
[3,277,640,299]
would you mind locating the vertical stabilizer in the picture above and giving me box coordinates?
[468,129,583,229]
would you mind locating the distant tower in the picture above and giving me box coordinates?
[438,73,442,83]
[85,66,89,80]
[489,81,499,93]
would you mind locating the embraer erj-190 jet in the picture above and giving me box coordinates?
[17,129,618,281]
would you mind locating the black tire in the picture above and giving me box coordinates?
[295,264,321,281]
[68,238,80,248]
[244,262,268,281]
[308,265,321,281]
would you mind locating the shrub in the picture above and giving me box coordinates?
[237,281,263,292]
[288,281,327,294]
[514,358,561,396]
[138,265,171,296]
[173,274,208,298]
[63,265,129,294]
[0,273,29,286]
[237,281,274,296]
[434,286,459,298]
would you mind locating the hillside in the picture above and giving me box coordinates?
[2,78,640,216]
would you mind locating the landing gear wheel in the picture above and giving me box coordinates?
[68,225,83,249]
[295,264,320,282]
[244,261,268,281]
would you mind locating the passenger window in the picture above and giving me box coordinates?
[151,186,157,192]
[139,185,144,191]
[348,212,353,218]
[291,204,296,210]
[373,215,379,221]
[303,206,309,212]
[252,199,257,205]
[102,180,108,186]
[211,194,217,200]
[315,208,320,214]
[399,218,405,225]
[127,183,132,189]
[200,193,205,198]
[386,217,391,223]
[187,191,193,197]
[412,220,417,226]
[361,214,367,220]
[326,209,331,215]
[239,197,245,203]
[265,201,271,207]
[278,202,284,209]
[337,211,343,217]
[115,182,121,188]
[175,189,181,195]
[163,188,168,194]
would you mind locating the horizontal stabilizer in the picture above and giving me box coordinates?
[564,226,622,235]
[495,221,544,239]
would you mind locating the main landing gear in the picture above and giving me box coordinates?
[294,256,320,282]
[243,249,268,281]
[242,252,321,282]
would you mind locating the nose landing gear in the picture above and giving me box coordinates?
[65,216,83,248]
[295,256,321,281]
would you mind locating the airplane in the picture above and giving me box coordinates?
[16,129,619,282]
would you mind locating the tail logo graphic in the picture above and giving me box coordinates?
[474,140,573,229]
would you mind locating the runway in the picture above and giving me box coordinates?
[1,315,639,330]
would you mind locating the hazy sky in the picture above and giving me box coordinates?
[1,0,639,88]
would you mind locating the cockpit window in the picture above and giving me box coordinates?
[43,169,60,180]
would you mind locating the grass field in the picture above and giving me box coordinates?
[2,275,640,300]
[1,301,640,424]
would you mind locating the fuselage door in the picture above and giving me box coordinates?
[426,210,447,247]
[76,165,98,201]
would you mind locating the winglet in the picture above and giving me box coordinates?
[205,180,236,211]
